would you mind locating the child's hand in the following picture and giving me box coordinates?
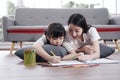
[76,52,86,61]
[77,54,93,61]
[49,56,61,63]
[70,52,84,60]
[77,54,86,61]
[78,52,85,56]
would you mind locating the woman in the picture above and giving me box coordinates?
[62,13,115,61]
[15,14,115,63]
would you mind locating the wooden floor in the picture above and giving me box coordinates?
[0,50,120,80]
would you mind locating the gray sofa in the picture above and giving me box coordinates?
[2,8,120,53]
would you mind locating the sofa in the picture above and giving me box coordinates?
[2,8,120,54]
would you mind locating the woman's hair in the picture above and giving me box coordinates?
[67,13,91,33]
[45,22,66,39]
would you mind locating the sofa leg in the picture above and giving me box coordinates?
[20,41,22,48]
[10,41,23,54]
[114,39,120,52]
[10,41,15,54]
[103,40,106,44]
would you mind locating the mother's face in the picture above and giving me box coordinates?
[68,24,83,39]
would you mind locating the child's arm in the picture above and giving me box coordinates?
[61,50,85,60]
[61,48,80,60]
[62,41,78,60]
[61,51,76,60]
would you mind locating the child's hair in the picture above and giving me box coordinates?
[67,13,91,33]
[45,23,66,42]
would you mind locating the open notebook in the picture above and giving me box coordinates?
[49,58,120,66]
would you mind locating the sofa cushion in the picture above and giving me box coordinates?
[111,16,120,25]
[7,25,120,34]
[7,26,47,33]
[94,25,120,32]
[93,25,120,40]
[15,8,109,26]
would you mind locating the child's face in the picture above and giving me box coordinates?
[48,36,64,46]
[68,24,83,39]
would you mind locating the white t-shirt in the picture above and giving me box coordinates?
[34,27,101,52]
[34,35,47,46]
[63,27,101,51]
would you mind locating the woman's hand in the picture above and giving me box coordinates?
[49,56,61,63]
[77,41,100,61]
[82,45,95,54]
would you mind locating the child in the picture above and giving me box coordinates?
[15,23,67,63]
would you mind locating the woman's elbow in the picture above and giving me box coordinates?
[95,52,100,59]
[32,43,41,50]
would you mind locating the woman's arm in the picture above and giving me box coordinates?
[76,45,95,54]
[33,41,61,63]
[77,40,100,61]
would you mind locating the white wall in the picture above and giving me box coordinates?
[0,0,7,17]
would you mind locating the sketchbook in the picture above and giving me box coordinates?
[49,58,120,66]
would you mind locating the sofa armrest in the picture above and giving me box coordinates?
[2,16,15,41]
[2,16,15,27]
[110,16,120,25]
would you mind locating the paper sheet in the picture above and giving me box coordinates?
[49,58,120,66]
[86,58,120,64]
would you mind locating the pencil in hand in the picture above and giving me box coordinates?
[71,55,76,59]
[50,51,56,56]
[50,51,61,63]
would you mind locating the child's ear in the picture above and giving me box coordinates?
[46,36,50,40]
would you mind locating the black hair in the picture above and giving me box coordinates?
[45,23,66,44]
[67,13,91,33]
